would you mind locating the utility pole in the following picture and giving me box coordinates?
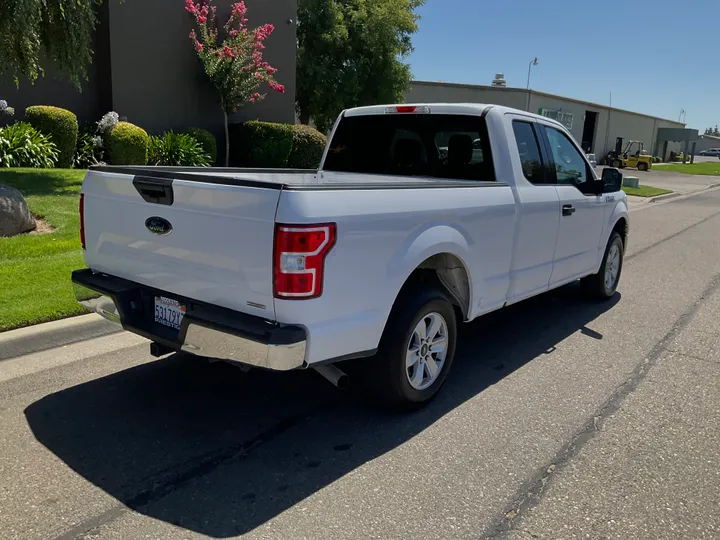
[525,57,538,111]
[604,92,612,158]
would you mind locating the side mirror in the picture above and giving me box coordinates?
[600,167,622,193]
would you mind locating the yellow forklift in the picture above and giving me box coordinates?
[606,137,653,171]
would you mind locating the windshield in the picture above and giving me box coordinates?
[323,113,495,181]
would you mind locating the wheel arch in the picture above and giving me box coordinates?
[385,224,477,319]
[612,215,629,248]
[405,253,472,319]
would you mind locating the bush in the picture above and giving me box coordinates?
[106,122,149,165]
[73,131,102,169]
[148,131,210,167]
[25,106,78,168]
[229,121,294,167]
[288,125,327,169]
[184,128,217,165]
[0,122,58,168]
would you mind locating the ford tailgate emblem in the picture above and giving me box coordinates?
[145,216,172,235]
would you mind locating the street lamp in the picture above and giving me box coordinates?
[526,57,539,111]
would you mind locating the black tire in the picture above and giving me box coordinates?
[612,159,622,168]
[637,162,648,171]
[364,282,458,410]
[581,232,624,300]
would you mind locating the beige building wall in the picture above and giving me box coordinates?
[406,82,528,113]
[695,134,720,153]
[407,81,685,160]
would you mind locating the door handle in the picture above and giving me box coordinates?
[562,204,576,216]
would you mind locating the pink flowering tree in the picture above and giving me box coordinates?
[186,0,284,165]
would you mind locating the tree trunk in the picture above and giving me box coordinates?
[223,109,230,167]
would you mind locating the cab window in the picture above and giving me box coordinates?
[541,126,589,187]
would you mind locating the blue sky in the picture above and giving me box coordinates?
[408,0,717,130]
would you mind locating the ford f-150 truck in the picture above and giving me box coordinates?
[72,103,628,408]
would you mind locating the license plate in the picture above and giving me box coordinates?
[154,296,186,330]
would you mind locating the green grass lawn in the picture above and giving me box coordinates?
[0,169,88,331]
[653,162,720,175]
[622,185,673,197]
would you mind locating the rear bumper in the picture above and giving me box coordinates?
[71,269,306,370]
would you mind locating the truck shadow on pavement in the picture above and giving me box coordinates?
[25,283,620,538]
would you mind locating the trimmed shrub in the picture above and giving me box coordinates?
[185,128,217,164]
[107,122,149,165]
[229,121,294,167]
[288,125,327,169]
[25,106,78,168]
[148,131,210,167]
[0,122,58,168]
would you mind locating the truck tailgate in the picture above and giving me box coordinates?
[81,170,281,320]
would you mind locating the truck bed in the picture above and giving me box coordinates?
[89,165,502,190]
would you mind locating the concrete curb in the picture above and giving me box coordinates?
[633,183,720,211]
[0,314,121,362]
[649,183,720,202]
[647,191,685,203]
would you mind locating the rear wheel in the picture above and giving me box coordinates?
[637,162,648,171]
[365,283,457,410]
[581,232,624,300]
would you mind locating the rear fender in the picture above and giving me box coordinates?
[386,223,474,317]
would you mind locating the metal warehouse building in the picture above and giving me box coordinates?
[406,80,686,160]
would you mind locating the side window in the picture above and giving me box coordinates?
[512,121,545,184]
[542,126,588,186]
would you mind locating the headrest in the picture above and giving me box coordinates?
[395,138,423,167]
[449,135,473,165]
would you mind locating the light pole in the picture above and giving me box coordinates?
[526,57,539,111]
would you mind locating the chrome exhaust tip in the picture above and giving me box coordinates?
[313,364,349,389]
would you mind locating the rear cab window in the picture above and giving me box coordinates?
[323,113,495,182]
[512,121,546,184]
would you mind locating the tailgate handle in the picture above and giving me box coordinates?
[133,176,174,206]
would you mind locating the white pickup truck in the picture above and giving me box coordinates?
[72,103,628,408]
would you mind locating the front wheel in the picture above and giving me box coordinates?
[365,283,458,410]
[581,232,624,299]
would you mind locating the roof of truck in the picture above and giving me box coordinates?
[342,103,565,129]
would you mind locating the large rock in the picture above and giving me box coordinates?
[0,184,36,237]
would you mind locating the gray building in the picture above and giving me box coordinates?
[1,0,296,140]
[694,134,720,153]
[407,81,685,159]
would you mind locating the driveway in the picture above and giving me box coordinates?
[2,188,720,539]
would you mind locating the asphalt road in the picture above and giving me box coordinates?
[2,188,720,539]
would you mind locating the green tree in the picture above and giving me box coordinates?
[296,0,424,133]
[0,0,100,88]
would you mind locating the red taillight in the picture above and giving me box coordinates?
[79,193,86,250]
[274,223,336,299]
[395,106,417,113]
